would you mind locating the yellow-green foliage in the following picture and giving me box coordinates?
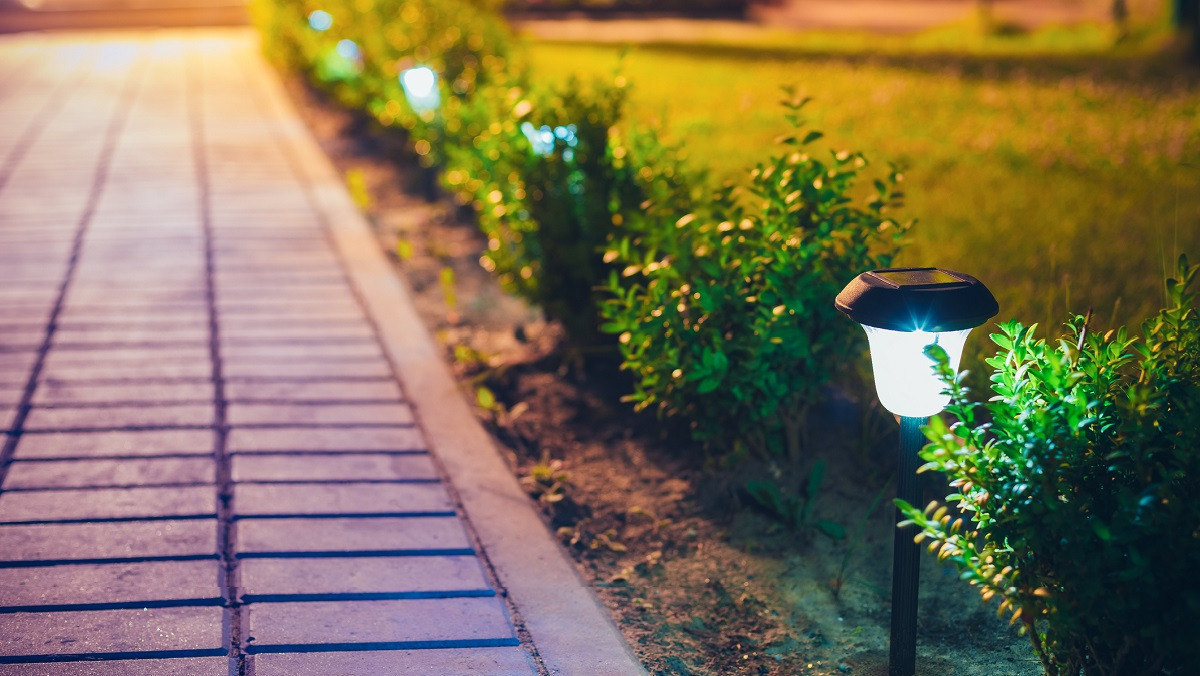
[900,256,1200,675]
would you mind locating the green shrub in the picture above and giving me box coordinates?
[600,95,910,462]
[899,255,1200,676]
[442,75,698,344]
[250,0,516,164]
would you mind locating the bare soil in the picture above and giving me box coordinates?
[281,75,1041,676]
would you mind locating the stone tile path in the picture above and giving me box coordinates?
[0,30,639,674]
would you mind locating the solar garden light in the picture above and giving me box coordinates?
[399,65,441,116]
[398,65,441,201]
[835,267,998,676]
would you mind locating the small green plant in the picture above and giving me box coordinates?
[521,458,571,507]
[602,94,910,463]
[474,385,496,411]
[744,460,845,540]
[345,168,372,210]
[898,255,1200,675]
[395,238,414,261]
[831,478,890,601]
[439,266,458,315]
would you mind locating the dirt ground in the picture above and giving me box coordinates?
[281,75,1042,675]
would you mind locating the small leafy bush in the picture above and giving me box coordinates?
[744,460,845,540]
[601,95,910,462]
[443,75,699,344]
[899,255,1200,676]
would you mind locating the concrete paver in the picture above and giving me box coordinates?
[233,482,451,515]
[1,658,230,675]
[231,453,438,483]
[236,516,471,553]
[32,381,215,405]
[222,359,393,379]
[12,429,214,458]
[223,378,401,402]
[245,597,516,647]
[0,559,222,608]
[23,403,215,430]
[3,457,215,488]
[0,29,639,674]
[225,426,425,453]
[0,486,216,523]
[226,402,414,426]
[238,555,490,597]
[0,520,218,560]
[0,606,226,658]
[252,648,533,676]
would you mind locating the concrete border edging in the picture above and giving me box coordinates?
[249,40,646,676]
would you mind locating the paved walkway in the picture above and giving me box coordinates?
[0,29,640,674]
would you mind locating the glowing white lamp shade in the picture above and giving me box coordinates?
[836,268,998,418]
[862,326,972,417]
[400,66,440,113]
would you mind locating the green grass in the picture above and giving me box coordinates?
[523,23,1200,354]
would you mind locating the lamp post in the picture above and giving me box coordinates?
[835,267,998,676]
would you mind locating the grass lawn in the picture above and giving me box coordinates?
[524,23,1199,357]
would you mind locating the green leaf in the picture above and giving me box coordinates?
[816,520,845,540]
[806,459,827,503]
[990,332,1013,350]
[745,479,786,518]
[476,386,497,411]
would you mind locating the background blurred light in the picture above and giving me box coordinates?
[400,66,441,113]
[520,122,578,157]
[307,10,333,31]
[335,39,360,62]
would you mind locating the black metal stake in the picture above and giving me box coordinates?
[420,165,439,203]
[890,415,926,676]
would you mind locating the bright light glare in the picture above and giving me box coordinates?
[401,67,436,97]
[336,39,360,61]
[308,10,333,31]
[862,326,972,418]
[520,122,578,157]
[400,67,440,112]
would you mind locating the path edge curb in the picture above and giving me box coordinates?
[248,38,646,676]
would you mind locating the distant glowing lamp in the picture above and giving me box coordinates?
[335,39,360,64]
[520,122,578,158]
[835,267,997,676]
[307,9,333,31]
[400,66,440,114]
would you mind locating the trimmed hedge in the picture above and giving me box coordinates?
[601,96,910,462]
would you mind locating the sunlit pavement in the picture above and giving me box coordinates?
[0,30,640,674]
